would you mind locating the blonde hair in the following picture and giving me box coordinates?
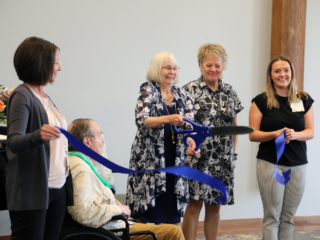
[265,55,308,109]
[198,43,228,69]
[146,52,179,84]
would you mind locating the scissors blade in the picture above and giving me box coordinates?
[210,126,254,135]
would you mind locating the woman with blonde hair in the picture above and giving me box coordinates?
[126,52,199,227]
[249,56,314,240]
[182,43,243,240]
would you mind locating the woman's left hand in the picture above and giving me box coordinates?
[186,137,201,155]
[285,128,296,142]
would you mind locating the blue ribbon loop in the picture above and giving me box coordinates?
[56,127,228,204]
[274,131,291,185]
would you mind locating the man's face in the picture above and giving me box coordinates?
[88,121,104,155]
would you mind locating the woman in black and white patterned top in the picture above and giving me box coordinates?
[182,43,243,240]
[126,52,199,227]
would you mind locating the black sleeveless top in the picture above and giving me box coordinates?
[252,93,314,166]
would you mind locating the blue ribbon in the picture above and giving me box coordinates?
[274,131,291,185]
[57,127,228,204]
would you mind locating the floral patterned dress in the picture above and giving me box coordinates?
[182,77,243,205]
[126,81,193,219]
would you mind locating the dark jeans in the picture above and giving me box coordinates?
[9,184,66,240]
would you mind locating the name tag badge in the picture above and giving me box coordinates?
[290,100,305,112]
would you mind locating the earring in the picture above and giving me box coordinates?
[220,75,223,80]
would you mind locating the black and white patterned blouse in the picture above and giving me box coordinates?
[182,77,243,205]
[126,81,194,217]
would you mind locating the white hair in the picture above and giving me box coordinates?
[146,52,179,84]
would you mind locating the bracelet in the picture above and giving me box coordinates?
[233,153,238,160]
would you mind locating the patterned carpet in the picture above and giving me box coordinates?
[196,230,320,240]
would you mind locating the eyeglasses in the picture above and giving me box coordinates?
[162,67,180,72]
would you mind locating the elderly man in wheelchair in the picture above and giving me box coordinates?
[65,118,184,240]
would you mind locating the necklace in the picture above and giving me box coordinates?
[28,85,70,177]
[29,85,62,126]
[26,83,45,98]
[163,101,177,144]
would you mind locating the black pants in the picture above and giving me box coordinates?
[9,184,66,240]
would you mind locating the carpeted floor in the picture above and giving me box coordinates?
[196,230,320,240]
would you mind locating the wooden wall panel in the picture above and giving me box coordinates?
[271,0,307,90]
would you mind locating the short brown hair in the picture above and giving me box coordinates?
[14,37,59,85]
[68,119,94,152]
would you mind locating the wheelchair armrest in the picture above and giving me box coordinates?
[111,215,130,229]
[111,215,157,240]
[110,214,127,221]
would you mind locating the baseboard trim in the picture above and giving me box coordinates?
[197,215,320,237]
[0,236,10,240]
[1,215,319,239]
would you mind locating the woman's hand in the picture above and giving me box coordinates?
[274,127,287,139]
[186,137,201,155]
[168,114,184,126]
[40,124,61,141]
[145,114,184,129]
[274,127,290,144]
[285,128,296,143]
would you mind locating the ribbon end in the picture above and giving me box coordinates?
[274,168,291,185]
[283,169,291,184]
[282,169,291,179]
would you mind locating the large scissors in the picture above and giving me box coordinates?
[173,118,254,151]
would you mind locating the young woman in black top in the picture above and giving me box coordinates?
[249,56,314,240]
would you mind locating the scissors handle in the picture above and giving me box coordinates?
[173,118,213,151]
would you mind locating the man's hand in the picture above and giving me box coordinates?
[118,205,131,220]
[115,199,123,206]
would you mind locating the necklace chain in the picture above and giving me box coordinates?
[163,102,177,144]
[27,84,69,176]
[29,85,62,127]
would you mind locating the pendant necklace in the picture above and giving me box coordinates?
[163,101,177,144]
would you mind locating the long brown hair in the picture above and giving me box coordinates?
[265,55,308,109]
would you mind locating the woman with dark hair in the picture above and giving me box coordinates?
[6,37,73,240]
[249,56,314,240]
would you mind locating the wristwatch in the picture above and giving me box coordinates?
[233,153,238,160]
